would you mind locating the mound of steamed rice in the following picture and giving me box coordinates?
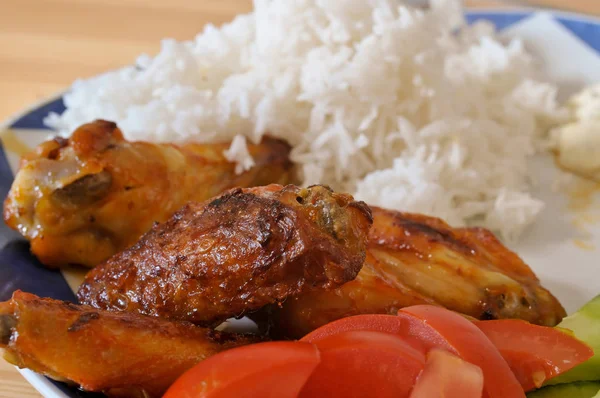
[44,0,568,241]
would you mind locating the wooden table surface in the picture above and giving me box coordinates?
[1,0,599,397]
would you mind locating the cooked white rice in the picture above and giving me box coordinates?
[44,0,568,241]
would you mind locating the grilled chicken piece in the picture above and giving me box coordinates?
[0,291,255,398]
[78,184,372,326]
[3,120,294,268]
[269,207,566,339]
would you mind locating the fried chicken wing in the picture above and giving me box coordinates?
[269,207,566,338]
[3,120,294,268]
[0,291,255,397]
[78,184,372,326]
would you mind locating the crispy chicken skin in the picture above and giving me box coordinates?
[0,291,255,398]
[78,184,372,326]
[3,120,294,268]
[269,207,566,338]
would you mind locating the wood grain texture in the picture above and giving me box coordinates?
[1,1,599,397]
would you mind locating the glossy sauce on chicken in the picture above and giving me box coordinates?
[0,291,256,398]
[78,184,372,326]
[3,120,294,268]
[269,207,566,338]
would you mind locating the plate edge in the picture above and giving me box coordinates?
[1,97,67,398]
[0,91,65,131]
[18,369,70,398]
[465,7,600,25]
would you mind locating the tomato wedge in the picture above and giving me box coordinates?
[299,331,425,398]
[476,319,593,391]
[301,313,455,353]
[410,349,484,398]
[163,341,320,398]
[301,310,523,397]
[398,306,525,398]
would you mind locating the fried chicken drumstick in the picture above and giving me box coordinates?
[3,120,294,268]
[78,184,372,326]
[0,291,255,398]
[269,207,566,338]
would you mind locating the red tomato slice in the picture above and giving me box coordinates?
[476,319,593,391]
[299,331,426,398]
[301,309,524,397]
[410,349,484,398]
[301,313,455,354]
[399,306,525,398]
[163,341,320,398]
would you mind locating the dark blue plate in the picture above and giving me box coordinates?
[2,9,599,398]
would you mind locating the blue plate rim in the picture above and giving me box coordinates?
[465,6,600,25]
[3,8,600,398]
[1,89,65,131]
